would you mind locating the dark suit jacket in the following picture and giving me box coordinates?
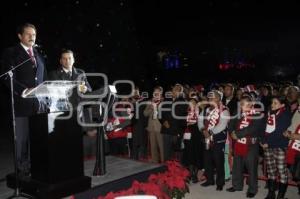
[48,67,92,108]
[228,113,266,139]
[222,97,238,117]
[160,96,188,136]
[1,44,46,116]
[48,67,91,90]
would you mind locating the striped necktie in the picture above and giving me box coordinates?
[27,48,36,66]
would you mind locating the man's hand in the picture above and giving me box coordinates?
[283,131,291,138]
[78,82,87,93]
[86,129,97,137]
[231,131,238,140]
[149,103,154,110]
[163,121,170,129]
[290,133,300,140]
[260,143,268,149]
[203,129,210,138]
[21,88,34,98]
[283,131,300,140]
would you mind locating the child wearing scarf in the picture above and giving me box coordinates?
[198,90,230,191]
[226,94,266,198]
[261,96,292,199]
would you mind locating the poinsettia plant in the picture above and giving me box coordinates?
[162,161,190,199]
[97,160,190,199]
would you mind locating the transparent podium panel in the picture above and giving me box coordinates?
[22,80,83,113]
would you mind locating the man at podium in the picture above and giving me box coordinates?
[1,23,47,176]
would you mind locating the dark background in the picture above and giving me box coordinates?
[1,1,300,87]
[1,0,300,134]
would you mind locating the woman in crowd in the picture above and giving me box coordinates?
[182,90,203,183]
[261,96,292,199]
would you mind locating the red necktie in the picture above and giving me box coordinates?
[27,48,36,66]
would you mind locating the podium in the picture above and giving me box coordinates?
[6,81,91,199]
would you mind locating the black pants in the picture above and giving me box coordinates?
[204,143,225,186]
[131,145,147,160]
[163,134,177,161]
[15,117,30,172]
[182,135,204,169]
[232,144,259,194]
[108,138,127,155]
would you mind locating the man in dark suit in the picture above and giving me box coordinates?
[48,50,96,139]
[222,83,238,117]
[160,84,188,161]
[48,49,92,107]
[48,49,91,91]
[1,23,47,175]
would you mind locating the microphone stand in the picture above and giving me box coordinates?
[0,57,35,199]
[93,91,116,176]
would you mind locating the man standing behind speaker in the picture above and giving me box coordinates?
[1,23,47,176]
[48,49,92,105]
[48,49,91,88]
[48,50,95,137]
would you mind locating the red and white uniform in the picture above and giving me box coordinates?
[286,124,300,164]
[234,109,258,157]
[203,104,226,146]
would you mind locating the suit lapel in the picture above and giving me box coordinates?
[72,67,79,81]
[16,44,31,63]
[58,69,67,80]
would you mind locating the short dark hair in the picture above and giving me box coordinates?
[60,49,75,58]
[60,49,74,57]
[225,83,234,91]
[272,95,287,105]
[17,23,36,35]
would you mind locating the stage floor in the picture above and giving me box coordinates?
[0,155,164,199]
[75,156,165,199]
[0,135,14,199]
[85,156,162,188]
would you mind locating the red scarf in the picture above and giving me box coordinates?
[204,104,224,148]
[286,124,300,165]
[234,109,257,157]
[204,105,224,130]
[187,106,198,124]
[153,98,161,104]
[265,107,286,134]
[185,106,199,133]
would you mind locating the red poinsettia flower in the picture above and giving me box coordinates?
[99,160,189,199]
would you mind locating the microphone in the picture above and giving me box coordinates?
[33,44,40,48]
[33,43,47,59]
